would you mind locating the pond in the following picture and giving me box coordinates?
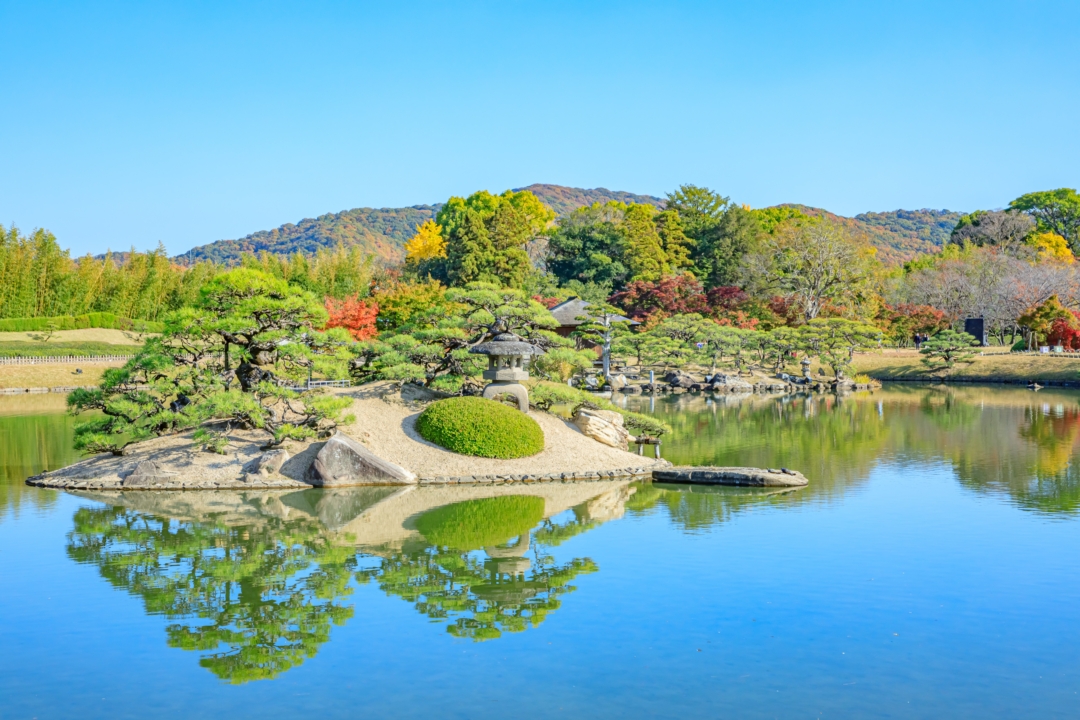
[2,385,1079,718]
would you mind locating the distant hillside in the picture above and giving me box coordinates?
[175,185,961,267]
[176,184,664,266]
[517,183,665,216]
[782,206,964,264]
[176,205,439,265]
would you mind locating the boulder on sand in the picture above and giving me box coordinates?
[573,408,631,451]
[123,460,179,487]
[254,449,290,476]
[306,431,417,486]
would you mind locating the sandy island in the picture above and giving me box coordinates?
[27,381,668,491]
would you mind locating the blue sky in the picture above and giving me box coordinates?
[2,1,1077,256]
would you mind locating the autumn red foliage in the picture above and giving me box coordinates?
[324,295,378,340]
[705,286,750,311]
[1047,312,1080,349]
[531,295,561,309]
[609,274,709,323]
[878,303,949,346]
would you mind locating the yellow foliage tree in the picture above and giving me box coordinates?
[404,220,446,264]
[1027,231,1074,264]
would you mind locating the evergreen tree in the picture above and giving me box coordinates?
[621,204,670,282]
[446,208,496,285]
[68,268,354,455]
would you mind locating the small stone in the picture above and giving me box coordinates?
[254,449,289,476]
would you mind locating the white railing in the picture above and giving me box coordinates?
[284,379,352,391]
[0,355,135,365]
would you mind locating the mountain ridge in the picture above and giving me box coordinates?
[174,184,962,266]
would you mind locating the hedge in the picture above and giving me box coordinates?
[0,313,165,333]
[415,496,545,550]
[415,396,545,459]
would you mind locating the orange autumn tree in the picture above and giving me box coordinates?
[325,295,378,340]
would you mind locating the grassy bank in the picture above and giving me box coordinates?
[0,362,122,389]
[851,349,1080,385]
[0,329,146,358]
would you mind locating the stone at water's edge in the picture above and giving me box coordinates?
[573,408,630,451]
[123,460,179,487]
[652,466,808,487]
[254,449,289,476]
[306,431,417,486]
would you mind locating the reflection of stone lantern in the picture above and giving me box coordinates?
[469,332,545,412]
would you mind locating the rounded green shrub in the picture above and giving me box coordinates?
[415,496,545,550]
[415,396,544,458]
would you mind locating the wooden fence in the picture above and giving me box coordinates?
[0,355,135,365]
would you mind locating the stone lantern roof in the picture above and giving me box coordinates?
[469,332,544,384]
[470,332,546,357]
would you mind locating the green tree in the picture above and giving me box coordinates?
[1017,295,1075,346]
[665,185,759,287]
[800,318,881,380]
[568,300,634,379]
[1009,189,1080,253]
[437,189,554,288]
[919,329,979,378]
[546,202,629,289]
[68,268,354,455]
[742,218,880,322]
[351,283,567,393]
[621,204,670,282]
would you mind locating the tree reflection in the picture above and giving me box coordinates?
[626,386,1080,518]
[625,481,801,531]
[357,496,599,641]
[66,505,355,683]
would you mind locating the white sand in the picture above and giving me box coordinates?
[336,382,666,479]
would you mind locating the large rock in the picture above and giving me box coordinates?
[608,374,628,391]
[663,371,697,389]
[122,460,179,487]
[652,466,808,487]
[710,374,753,393]
[306,432,417,486]
[573,408,630,451]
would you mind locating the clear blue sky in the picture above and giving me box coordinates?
[2,0,1077,256]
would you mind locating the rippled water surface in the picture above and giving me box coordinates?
[2,385,1079,718]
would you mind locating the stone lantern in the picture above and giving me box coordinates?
[469,332,545,412]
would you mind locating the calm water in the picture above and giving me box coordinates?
[2,386,1079,718]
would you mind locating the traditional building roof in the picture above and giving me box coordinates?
[548,297,636,327]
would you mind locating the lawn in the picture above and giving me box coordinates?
[0,328,147,345]
[0,363,122,389]
[852,349,1080,384]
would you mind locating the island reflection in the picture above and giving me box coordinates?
[67,480,779,682]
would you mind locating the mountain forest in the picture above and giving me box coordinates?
[3,184,1080,378]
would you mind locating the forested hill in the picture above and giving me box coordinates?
[175,205,440,265]
[175,185,960,266]
[784,206,964,264]
[518,184,665,216]
[175,184,667,266]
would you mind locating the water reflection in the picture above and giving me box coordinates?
[625,385,1080,515]
[29,383,1080,685]
[63,482,639,680]
[66,502,356,684]
[0,395,74,520]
